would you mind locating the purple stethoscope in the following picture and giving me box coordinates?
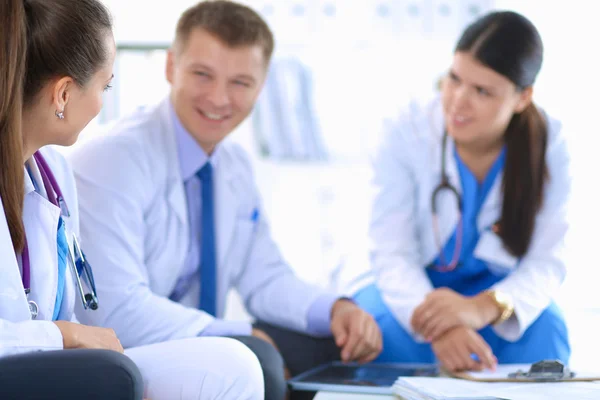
[22,151,98,319]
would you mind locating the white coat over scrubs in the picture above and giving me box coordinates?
[0,148,73,356]
[360,95,571,343]
[0,147,263,400]
[69,99,331,348]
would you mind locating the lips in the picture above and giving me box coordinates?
[196,108,230,123]
[201,110,225,121]
[450,114,473,127]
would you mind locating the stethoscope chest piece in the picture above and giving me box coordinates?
[28,300,39,320]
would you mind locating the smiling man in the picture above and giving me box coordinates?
[69,2,382,399]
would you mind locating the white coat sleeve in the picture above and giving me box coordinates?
[0,320,64,357]
[492,124,571,341]
[69,137,214,348]
[232,147,330,333]
[369,118,434,339]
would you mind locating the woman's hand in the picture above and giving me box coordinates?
[431,326,497,373]
[54,321,124,353]
[411,288,493,341]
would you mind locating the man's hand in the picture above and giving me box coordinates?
[411,288,492,341]
[330,299,382,363]
[53,321,124,353]
[431,326,497,373]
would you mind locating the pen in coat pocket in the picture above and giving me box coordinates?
[251,208,259,223]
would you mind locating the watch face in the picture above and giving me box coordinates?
[494,291,513,307]
[495,291,506,303]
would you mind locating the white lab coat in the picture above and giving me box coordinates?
[367,96,571,342]
[70,99,328,348]
[0,147,78,357]
[0,146,264,399]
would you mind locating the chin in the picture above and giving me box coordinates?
[58,132,81,148]
[446,127,478,145]
[204,125,231,141]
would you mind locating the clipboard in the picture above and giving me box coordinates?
[447,360,600,382]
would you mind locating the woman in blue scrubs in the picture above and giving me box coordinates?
[354,10,571,372]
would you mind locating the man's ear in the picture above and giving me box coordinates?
[166,49,176,85]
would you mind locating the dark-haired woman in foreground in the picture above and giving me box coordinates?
[0,0,263,398]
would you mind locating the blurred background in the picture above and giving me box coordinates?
[76,0,598,369]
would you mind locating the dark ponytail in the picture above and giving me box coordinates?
[0,0,27,251]
[456,11,546,257]
[0,0,112,252]
[500,104,548,256]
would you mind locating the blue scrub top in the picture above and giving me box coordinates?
[426,146,508,296]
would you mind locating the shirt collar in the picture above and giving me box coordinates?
[170,100,219,181]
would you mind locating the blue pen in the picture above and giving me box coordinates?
[251,208,259,223]
[250,208,260,235]
[471,353,497,371]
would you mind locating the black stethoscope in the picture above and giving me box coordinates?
[430,132,463,272]
[21,151,98,319]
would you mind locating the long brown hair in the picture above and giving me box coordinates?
[502,104,548,256]
[0,0,112,252]
[0,0,27,251]
[456,11,546,257]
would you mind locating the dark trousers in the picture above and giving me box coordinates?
[251,321,341,400]
[0,349,144,400]
[232,335,287,400]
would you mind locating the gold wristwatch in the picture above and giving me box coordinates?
[485,290,514,325]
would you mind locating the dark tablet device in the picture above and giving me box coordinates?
[287,362,440,395]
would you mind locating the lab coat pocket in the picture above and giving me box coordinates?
[226,220,256,280]
[473,230,520,277]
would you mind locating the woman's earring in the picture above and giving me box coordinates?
[55,110,65,120]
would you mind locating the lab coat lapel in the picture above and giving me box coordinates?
[477,170,503,231]
[167,180,188,227]
[22,191,60,320]
[432,131,463,247]
[160,100,189,228]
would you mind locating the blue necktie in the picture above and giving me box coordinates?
[197,162,217,316]
[53,216,67,320]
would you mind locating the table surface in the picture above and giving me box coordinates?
[314,392,395,400]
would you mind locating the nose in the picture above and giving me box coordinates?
[451,85,470,112]
[206,79,230,109]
